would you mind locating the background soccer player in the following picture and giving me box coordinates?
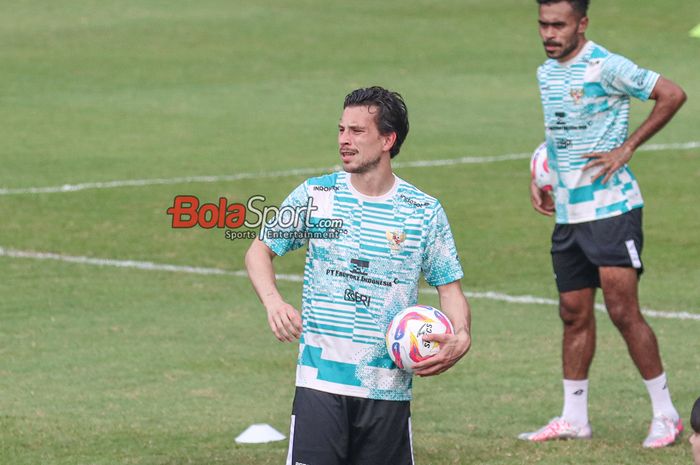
[245,86,472,465]
[520,0,687,448]
[691,397,700,465]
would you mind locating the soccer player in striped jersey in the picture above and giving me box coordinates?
[246,86,472,465]
[520,0,687,448]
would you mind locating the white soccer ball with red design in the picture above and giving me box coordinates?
[385,305,454,372]
[530,142,553,192]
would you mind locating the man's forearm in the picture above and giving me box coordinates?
[245,240,284,309]
[437,281,471,336]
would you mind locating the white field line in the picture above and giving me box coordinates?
[1,141,698,196]
[0,247,304,282]
[2,246,698,321]
[418,288,700,322]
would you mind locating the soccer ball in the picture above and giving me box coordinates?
[385,305,454,372]
[530,142,553,192]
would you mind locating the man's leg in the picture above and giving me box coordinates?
[599,266,662,379]
[600,266,682,448]
[519,223,598,442]
[517,287,596,441]
[558,288,596,431]
[560,287,597,381]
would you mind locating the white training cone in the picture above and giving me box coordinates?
[235,423,286,444]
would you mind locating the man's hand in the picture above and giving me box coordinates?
[530,180,554,216]
[245,238,302,342]
[581,76,686,185]
[411,280,472,376]
[266,301,302,342]
[412,329,471,377]
[582,145,633,185]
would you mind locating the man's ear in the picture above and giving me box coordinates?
[383,132,397,153]
[577,15,589,34]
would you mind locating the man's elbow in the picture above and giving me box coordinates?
[673,85,688,107]
[666,83,687,109]
[678,88,688,106]
[244,241,259,272]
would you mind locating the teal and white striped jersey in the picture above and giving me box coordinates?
[262,171,463,401]
[537,40,660,223]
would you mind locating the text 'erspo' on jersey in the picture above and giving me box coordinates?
[537,40,659,224]
[261,171,463,401]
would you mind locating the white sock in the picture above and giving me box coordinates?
[561,379,589,427]
[643,372,679,420]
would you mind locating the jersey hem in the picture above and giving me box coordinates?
[555,204,644,224]
[295,380,412,402]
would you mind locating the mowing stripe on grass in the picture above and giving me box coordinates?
[1,141,698,196]
[2,246,698,321]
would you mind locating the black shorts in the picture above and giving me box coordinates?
[286,387,414,465]
[551,208,644,293]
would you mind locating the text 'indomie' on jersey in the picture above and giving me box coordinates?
[262,171,463,401]
[537,40,660,224]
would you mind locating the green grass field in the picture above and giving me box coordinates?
[1,1,699,464]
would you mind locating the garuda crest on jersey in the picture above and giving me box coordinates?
[386,230,406,252]
[570,88,584,104]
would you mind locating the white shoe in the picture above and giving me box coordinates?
[642,415,683,448]
[518,417,592,442]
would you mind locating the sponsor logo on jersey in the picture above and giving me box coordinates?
[350,258,369,276]
[326,268,397,287]
[312,185,339,192]
[344,288,372,308]
[399,194,430,208]
[556,138,573,150]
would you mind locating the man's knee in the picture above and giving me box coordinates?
[607,302,645,332]
[559,295,594,328]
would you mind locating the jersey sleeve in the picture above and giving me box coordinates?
[260,181,309,256]
[421,202,464,287]
[600,54,660,101]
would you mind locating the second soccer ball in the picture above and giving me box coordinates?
[530,142,553,192]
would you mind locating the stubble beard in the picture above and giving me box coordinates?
[344,154,382,174]
[549,36,580,60]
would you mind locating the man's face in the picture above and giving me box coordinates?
[338,105,393,174]
[538,1,588,60]
[690,432,700,465]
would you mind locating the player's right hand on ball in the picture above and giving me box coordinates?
[266,302,302,342]
[530,180,554,216]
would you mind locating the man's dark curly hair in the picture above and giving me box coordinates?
[343,86,409,159]
[692,397,700,433]
[536,0,589,17]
